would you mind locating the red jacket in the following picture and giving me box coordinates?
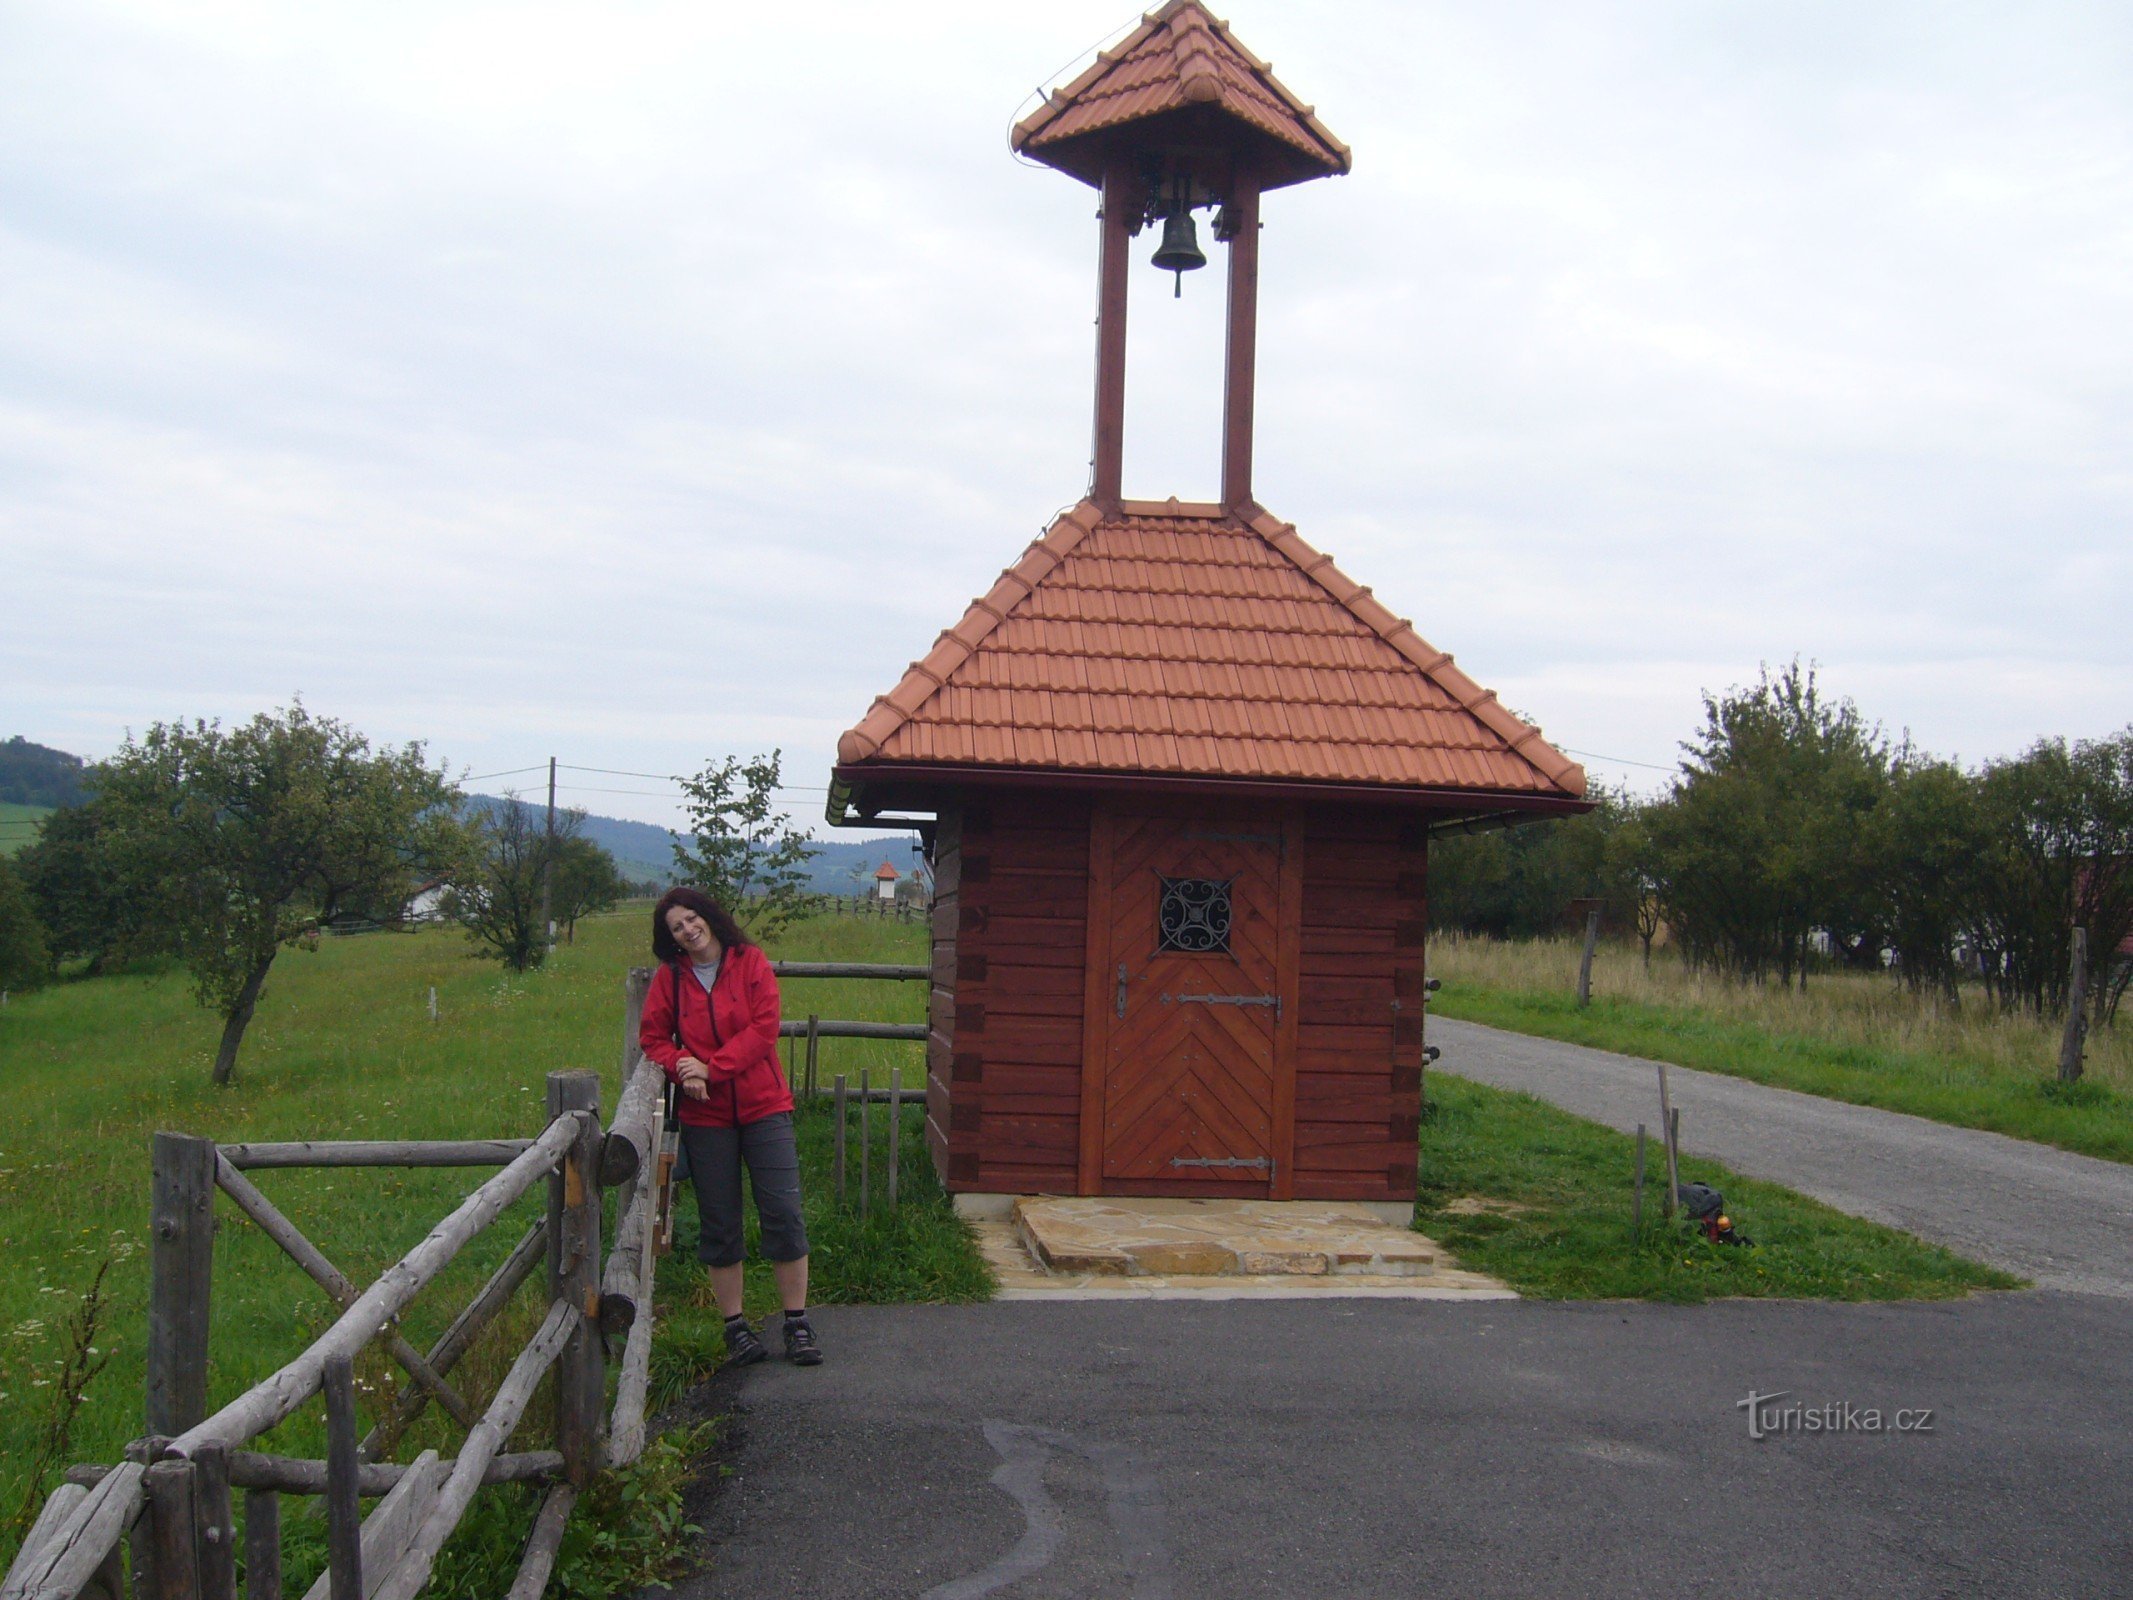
[639,944,793,1128]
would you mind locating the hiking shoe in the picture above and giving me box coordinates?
[783,1317,824,1366]
[723,1321,768,1368]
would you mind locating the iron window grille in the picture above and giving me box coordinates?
[1158,876,1232,953]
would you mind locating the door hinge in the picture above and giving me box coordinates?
[1170,1155,1273,1172]
[1164,991,1281,1016]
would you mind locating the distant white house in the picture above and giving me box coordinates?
[873,861,900,901]
[404,879,452,923]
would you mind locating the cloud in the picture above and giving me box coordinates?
[3,0,2128,829]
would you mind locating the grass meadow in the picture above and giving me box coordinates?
[1430,934,2133,1164]
[0,903,978,1587]
[0,801,49,859]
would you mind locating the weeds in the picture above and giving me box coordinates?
[6,1258,114,1539]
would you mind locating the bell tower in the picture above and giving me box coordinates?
[1011,1,1350,516]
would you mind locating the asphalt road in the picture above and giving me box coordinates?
[1432,1017,2133,1298]
[665,1294,2133,1599]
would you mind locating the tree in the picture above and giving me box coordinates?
[1654,662,1888,985]
[0,857,50,992]
[94,705,460,1084]
[451,796,574,971]
[1861,754,1988,1003]
[551,835,627,942]
[16,802,167,976]
[1964,729,2133,1021]
[671,751,818,941]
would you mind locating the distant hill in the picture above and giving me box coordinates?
[0,738,87,808]
[466,794,918,894]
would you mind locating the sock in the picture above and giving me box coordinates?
[784,1307,808,1324]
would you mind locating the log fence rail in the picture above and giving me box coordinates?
[4,978,675,1600]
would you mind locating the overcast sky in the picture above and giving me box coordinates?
[4,0,2128,835]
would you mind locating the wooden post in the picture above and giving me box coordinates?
[1576,907,1601,1009]
[622,967,649,1079]
[192,1441,236,1600]
[1091,161,1133,510]
[129,1436,168,1600]
[545,1072,604,1488]
[859,1069,871,1215]
[1219,165,1261,513]
[887,1074,901,1209]
[2059,927,2090,1083]
[1633,1124,1646,1236]
[145,1459,202,1600]
[243,1491,281,1600]
[1655,1064,1680,1219]
[426,987,437,1023]
[149,1133,218,1437]
[805,1014,820,1102]
[833,1075,847,1206]
[322,1356,361,1600]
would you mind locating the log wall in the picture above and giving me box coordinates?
[926,793,1425,1201]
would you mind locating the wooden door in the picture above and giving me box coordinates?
[1088,810,1297,1194]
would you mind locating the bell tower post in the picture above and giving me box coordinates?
[1219,165,1262,514]
[1093,161,1134,514]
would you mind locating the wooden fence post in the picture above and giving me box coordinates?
[243,1489,281,1600]
[546,1072,604,1488]
[805,1014,820,1102]
[833,1076,847,1205]
[1655,1064,1680,1219]
[887,1076,901,1209]
[322,1356,361,1600]
[1576,908,1600,1009]
[2059,927,2089,1083]
[145,1458,203,1600]
[149,1133,218,1438]
[622,968,650,1080]
[130,1436,170,1600]
[192,1440,236,1600]
[859,1069,871,1216]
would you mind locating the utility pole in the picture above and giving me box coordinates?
[541,756,557,948]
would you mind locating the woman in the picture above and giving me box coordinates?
[640,886,822,1366]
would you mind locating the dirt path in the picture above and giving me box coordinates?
[1431,1016,2133,1297]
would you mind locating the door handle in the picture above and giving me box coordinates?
[1116,962,1128,1018]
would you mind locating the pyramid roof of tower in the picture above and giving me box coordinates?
[1011,0,1350,191]
[834,500,1585,808]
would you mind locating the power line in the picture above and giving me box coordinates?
[464,764,548,782]
[1561,746,1676,774]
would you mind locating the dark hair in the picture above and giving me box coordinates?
[651,887,753,964]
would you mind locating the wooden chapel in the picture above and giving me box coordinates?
[827,1,1591,1204]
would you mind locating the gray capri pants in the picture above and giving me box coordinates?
[680,1113,809,1267]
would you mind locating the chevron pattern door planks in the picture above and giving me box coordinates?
[1100,813,1283,1190]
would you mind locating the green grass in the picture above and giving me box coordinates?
[0,801,49,859]
[1435,976,2133,1166]
[0,905,983,1576]
[1415,1073,2021,1302]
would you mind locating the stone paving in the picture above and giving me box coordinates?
[970,1196,1513,1300]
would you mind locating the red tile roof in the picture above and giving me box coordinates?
[873,861,900,880]
[1012,1,1350,191]
[837,501,1585,802]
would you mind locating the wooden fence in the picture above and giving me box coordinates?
[2,995,673,1600]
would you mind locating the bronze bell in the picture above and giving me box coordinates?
[1150,209,1206,296]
